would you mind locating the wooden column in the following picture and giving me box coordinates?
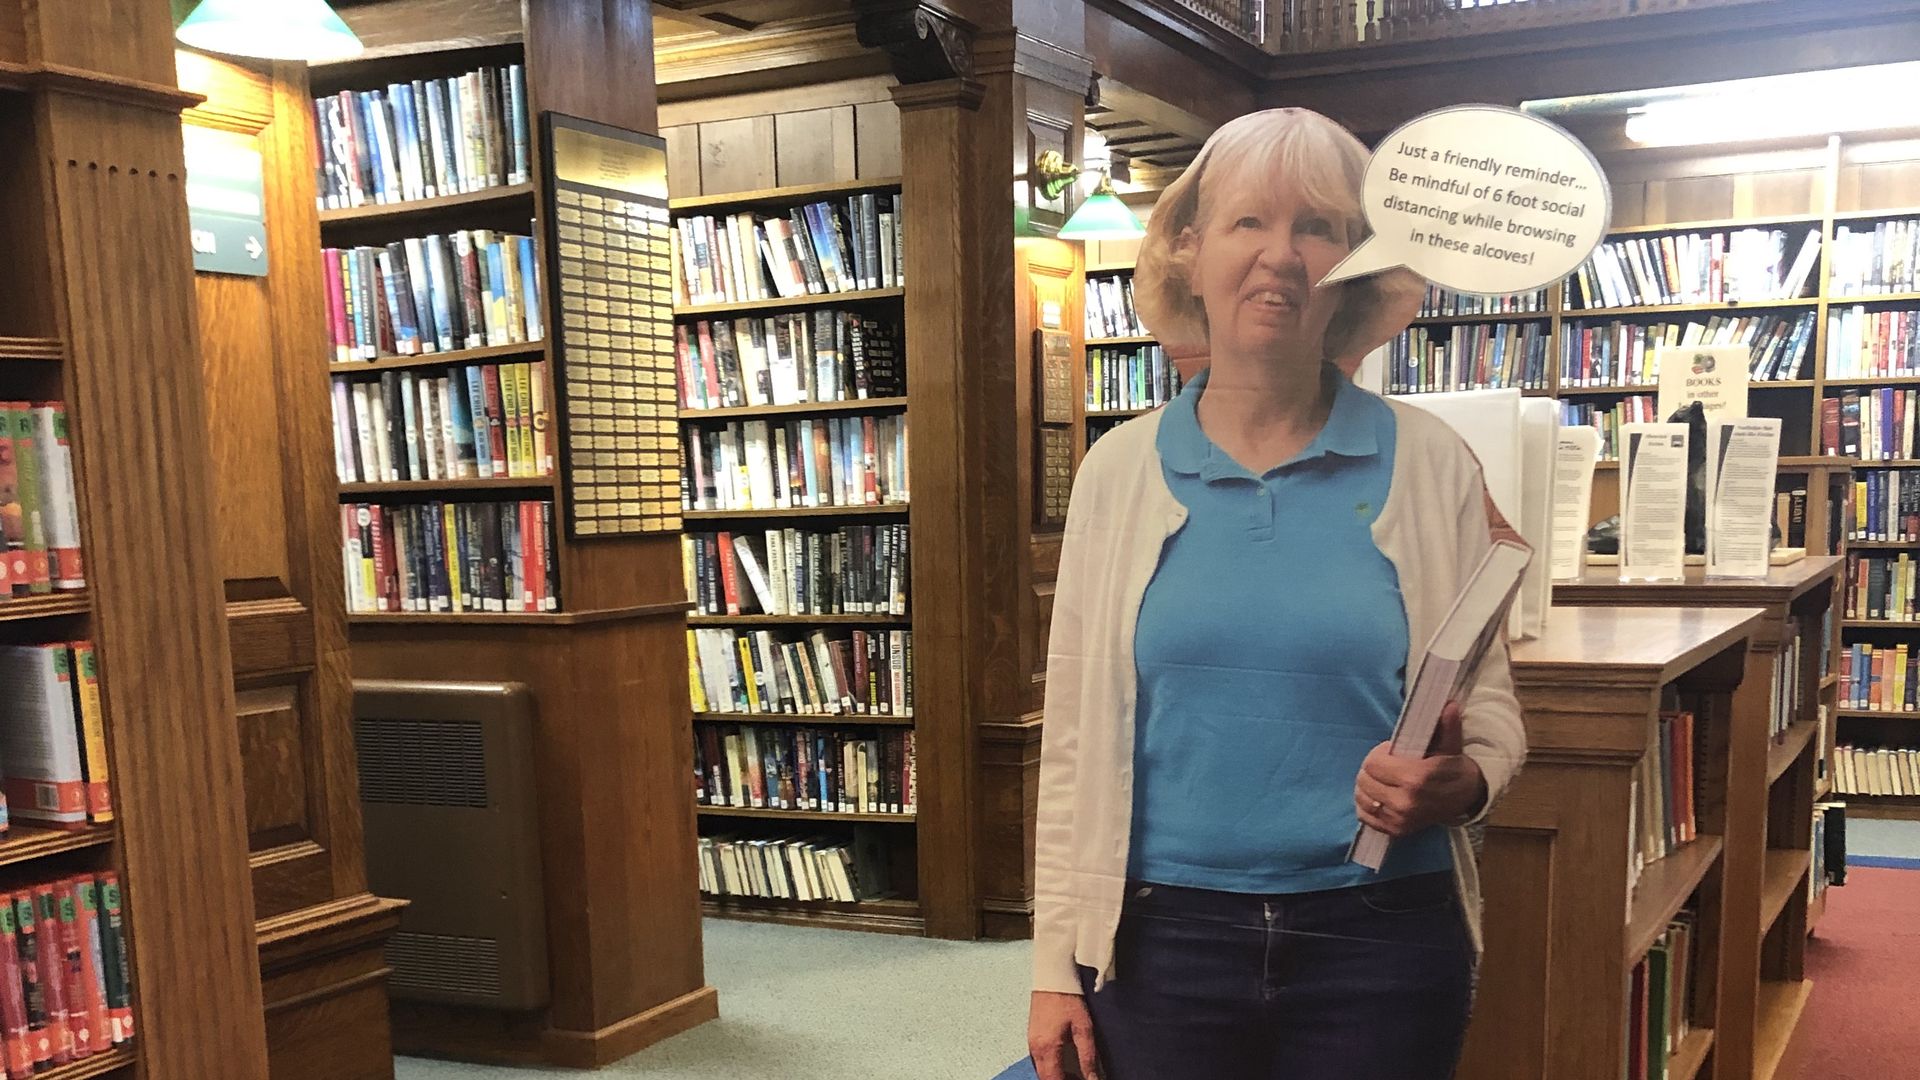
[2,1,274,1075]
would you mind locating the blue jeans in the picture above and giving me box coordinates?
[1076,873,1475,1080]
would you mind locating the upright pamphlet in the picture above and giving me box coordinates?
[1620,423,1690,583]
[1656,344,1749,422]
[1350,538,1532,871]
[1552,426,1600,579]
[1706,417,1782,579]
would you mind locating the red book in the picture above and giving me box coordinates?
[1822,397,1842,455]
[861,415,880,504]
[480,366,508,478]
[12,893,47,1072]
[323,249,349,362]
[65,878,107,1056]
[715,530,741,615]
[1875,647,1891,711]
[695,322,725,408]
[519,502,542,612]
[0,897,31,1077]
[674,325,701,409]
[50,885,89,1059]
[33,889,70,1065]
[812,422,832,507]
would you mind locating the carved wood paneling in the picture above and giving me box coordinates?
[237,684,312,849]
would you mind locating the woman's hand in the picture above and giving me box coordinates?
[1355,701,1488,836]
[1029,990,1103,1080]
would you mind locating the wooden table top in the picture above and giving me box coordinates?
[1553,556,1843,605]
[1511,605,1767,681]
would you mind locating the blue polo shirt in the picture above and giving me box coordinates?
[1127,367,1452,893]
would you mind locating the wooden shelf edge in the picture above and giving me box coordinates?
[338,477,555,496]
[1086,408,1157,418]
[32,1047,138,1080]
[327,340,548,374]
[1834,707,1920,718]
[0,335,62,360]
[695,805,914,824]
[1626,835,1724,963]
[680,396,908,421]
[675,286,904,318]
[1767,722,1818,785]
[671,176,902,212]
[1668,1026,1715,1080]
[1085,334,1156,345]
[687,614,909,627]
[0,825,114,869]
[318,182,534,226]
[1758,848,1812,941]
[694,711,914,726]
[0,592,89,621]
[1753,979,1813,1080]
[349,600,690,626]
[683,504,910,520]
[699,895,923,936]
[1408,311,1551,325]
[1564,297,1820,316]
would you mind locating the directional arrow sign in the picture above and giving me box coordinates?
[182,126,269,278]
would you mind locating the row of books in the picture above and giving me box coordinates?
[1415,284,1547,318]
[330,363,551,484]
[0,873,132,1075]
[694,723,916,815]
[0,404,82,596]
[1822,389,1917,459]
[1085,416,1127,448]
[1086,273,1148,339]
[1628,711,1697,887]
[672,193,902,307]
[682,414,909,512]
[1826,305,1920,379]
[1846,553,1917,623]
[1565,228,1819,309]
[1557,312,1815,389]
[697,833,889,904]
[1625,914,1698,1080]
[1811,802,1842,907]
[675,311,902,411]
[314,64,528,209]
[1829,218,1920,297]
[1087,345,1181,412]
[324,232,542,361]
[686,525,909,618]
[1386,322,1549,394]
[1768,626,1804,742]
[1839,642,1918,712]
[340,500,558,614]
[688,628,912,718]
[0,643,111,828]
[1832,745,1920,797]
[1561,395,1657,461]
[1773,487,1811,550]
[1849,469,1918,542]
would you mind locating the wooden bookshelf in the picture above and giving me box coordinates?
[1564,297,1821,317]
[34,1047,138,1080]
[312,3,715,1067]
[1551,560,1841,1080]
[1408,310,1551,326]
[1085,333,1156,345]
[675,286,905,319]
[0,593,89,622]
[316,180,536,227]
[1754,978,1815,1080]
[0,825,115,869]
[673,175,923,938]
[0,336,63,360]
[1459,605,1760,1080]
[326,339,547,375]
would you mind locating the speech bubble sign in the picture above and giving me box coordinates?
[1321,104,1610,296]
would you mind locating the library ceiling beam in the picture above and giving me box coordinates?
[855,0,977,84]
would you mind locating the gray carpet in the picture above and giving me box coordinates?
[393,918,1032,1080]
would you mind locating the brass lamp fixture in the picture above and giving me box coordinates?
[1032,150,1145,241]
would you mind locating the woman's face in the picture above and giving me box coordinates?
[1185,178,1351,364]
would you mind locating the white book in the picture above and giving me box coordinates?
[329,379,356,481]
[1782,230,1822,299]
[361,383,393,481]
[890,630,906,715]
[809,631,843,714]
[763,529,789,616]
[0,644,88,825]
[416,377,442,481]
[732,535,775,615]
[742,420,775,509]
[1350,539,1532,871]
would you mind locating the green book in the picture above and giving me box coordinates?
[1646,941,1672,1080]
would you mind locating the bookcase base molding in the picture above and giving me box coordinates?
[259,894,410,1080]
[352,613,711,1067]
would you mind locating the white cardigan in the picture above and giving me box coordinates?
[1034,396,1528,994]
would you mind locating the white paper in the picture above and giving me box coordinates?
[1389,388,1525,636]
[1706,417,1782,579]
[1656,344,1750,422]
[1620,422,1690,582]
[1515,400,1559,638]
[1551,426,1600,580]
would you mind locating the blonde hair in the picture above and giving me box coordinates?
[1134,108,1378,358]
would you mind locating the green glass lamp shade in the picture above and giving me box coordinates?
[1058,182,1144,241]
[176,0,364,62]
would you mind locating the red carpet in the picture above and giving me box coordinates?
[1781,867,1920,1079]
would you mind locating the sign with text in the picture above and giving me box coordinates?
[1321,105,1609,296]
[1620,423,1690,582]
[1657,344,1750,421]
[1707,417,1782,579]
[182,125,267,277]
[1551,425,1600,580]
